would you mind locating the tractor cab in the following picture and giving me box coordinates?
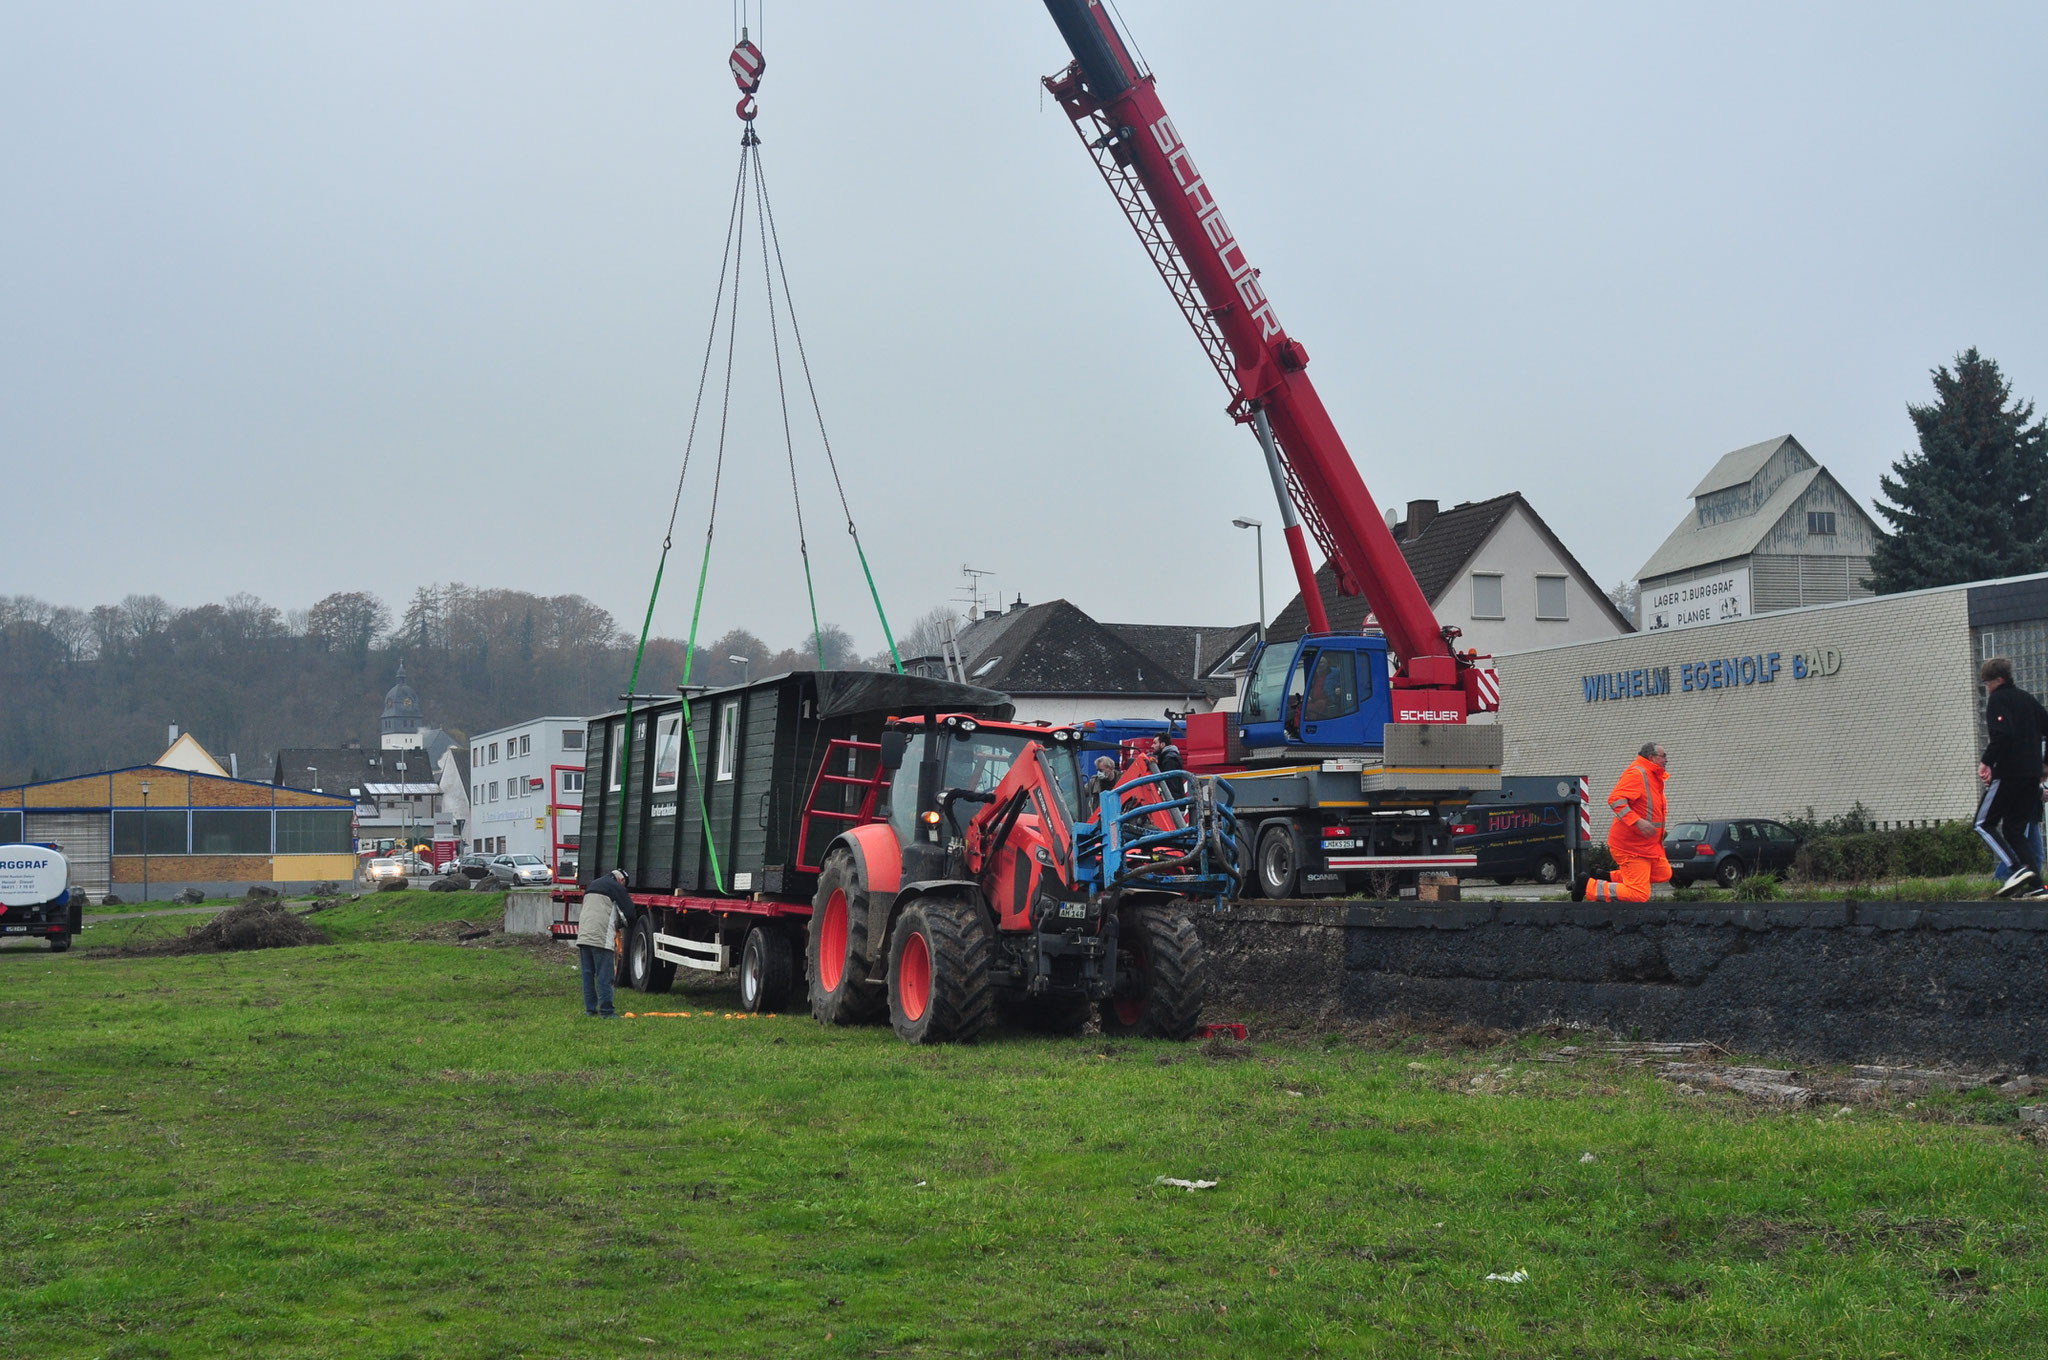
[877,715,1085,852]
[1234,632,1394,756]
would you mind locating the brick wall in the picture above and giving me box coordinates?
[1493,586,1977,837]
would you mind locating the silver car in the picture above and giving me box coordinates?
[488,854,554,887]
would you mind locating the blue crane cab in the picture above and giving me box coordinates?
[1235,633,1394,755]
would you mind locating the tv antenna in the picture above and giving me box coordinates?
[957,565,995,620]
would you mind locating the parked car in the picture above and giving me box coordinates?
[1452,776,1587,887]
[1665,818,1802,887]
[488,854,555,887]
[446,853,493,881]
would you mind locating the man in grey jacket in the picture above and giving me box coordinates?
[576,869,632,1018]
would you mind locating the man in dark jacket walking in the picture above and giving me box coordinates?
[1976,657,2048,898]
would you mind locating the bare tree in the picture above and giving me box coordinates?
[1607,580,1640,628]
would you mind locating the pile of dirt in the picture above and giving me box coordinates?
[131,902,331,955]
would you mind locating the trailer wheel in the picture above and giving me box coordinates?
[1098,903,1207,1040]
[995,990,1092,1036]
[626,913,675,994]
[739,926,795,1013]
[1254,822,1302,899]
[808,850,885,1025]
[887,896,994,1044]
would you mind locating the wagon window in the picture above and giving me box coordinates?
[715,701,740,782]
[651,715,683,793]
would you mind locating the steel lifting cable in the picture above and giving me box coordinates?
[613,143,750,885]
[750,142,826,669]
[752,147,904,672]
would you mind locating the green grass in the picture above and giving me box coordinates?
[4,890,2045,1357]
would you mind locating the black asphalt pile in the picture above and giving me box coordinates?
[150,902,331,955]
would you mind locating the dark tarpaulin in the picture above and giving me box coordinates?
[810,671,1013,720]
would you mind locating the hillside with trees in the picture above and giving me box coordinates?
[0,586,955,786]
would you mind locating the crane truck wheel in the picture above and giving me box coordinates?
[1098,903,1207,1040]
[1254,822,1303,899]
[808,850,886,1025]
[739,925,795,1013]
[994,990,1093,1036]
[886,895,994,1044]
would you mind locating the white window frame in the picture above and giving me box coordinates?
[489,781,499,802]
[520,734,531,756]
[608,724,624,792]
[1535,574,1569,621]
[1471,572,1505,620]
[562,770,583,794]
[488,742,498,763]
[651,714,683,794]
[563,729,584,750]
[716,700,740,782]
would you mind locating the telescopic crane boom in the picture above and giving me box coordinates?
[1039,0,1498,721]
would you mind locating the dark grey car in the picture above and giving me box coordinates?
[1665,818,1802,887]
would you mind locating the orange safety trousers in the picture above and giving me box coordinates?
[1586,847,1672,903]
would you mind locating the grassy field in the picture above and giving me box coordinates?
[4,891,2045,1358]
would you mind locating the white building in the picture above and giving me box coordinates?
[1492,572,2048,841]
[1269,493,1635,655]
[468,716,588,875]
[1636,435,1883,631]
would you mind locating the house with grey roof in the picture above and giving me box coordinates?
[1268,493,1632,656]
[923,598,1257,723]
[1636,435,1881,632]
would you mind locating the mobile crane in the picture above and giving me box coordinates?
[1041,0,1504,897]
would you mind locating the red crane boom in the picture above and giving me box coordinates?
[1040,1,1493,718]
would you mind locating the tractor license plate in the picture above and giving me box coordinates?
[1058,903,1086,920]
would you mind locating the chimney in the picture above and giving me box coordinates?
[1405,499,1438,538]
[229,753,239,779]
[168,722,179,745]
[1009,594,1028,614]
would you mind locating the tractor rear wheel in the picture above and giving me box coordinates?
[739,926,795,1014]
[887,896,994,1044]
[1099,903,1207,1040]
[995,990,1093,1036]
[808,850,885,1025]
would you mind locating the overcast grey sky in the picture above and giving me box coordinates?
[5,2,2044,651]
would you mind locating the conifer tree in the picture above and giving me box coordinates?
[1869,349,2047,592]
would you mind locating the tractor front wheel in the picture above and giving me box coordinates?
[886,896,994,1044]
[1099,903,1207,1040]
[808,850,885,1025]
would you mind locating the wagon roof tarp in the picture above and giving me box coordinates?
[643,670,1013,721]
[810,671,1013,720]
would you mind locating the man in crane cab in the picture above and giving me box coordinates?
[1573,743,1671,903]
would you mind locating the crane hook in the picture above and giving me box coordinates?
[731,37,764,122]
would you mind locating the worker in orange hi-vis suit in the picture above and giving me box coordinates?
[1573,743,1671,903]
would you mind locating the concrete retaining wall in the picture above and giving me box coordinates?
[504,888,563,936]
[1198,901,2048,1071]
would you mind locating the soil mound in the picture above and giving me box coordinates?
[131,902,332,955]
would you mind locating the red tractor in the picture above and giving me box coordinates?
[806,713,1238,1042]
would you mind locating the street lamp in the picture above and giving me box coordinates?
[1232,517,1266,641]
[729,655,750,686]
[395,759,410,856]
[138,779,151,904]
